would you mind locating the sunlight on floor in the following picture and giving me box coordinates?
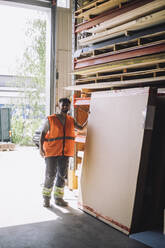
[0,146,81,228]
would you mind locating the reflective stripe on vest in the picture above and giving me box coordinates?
[45,136,75,142]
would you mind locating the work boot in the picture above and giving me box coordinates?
[43,197,50,208]
[55,198,68,207]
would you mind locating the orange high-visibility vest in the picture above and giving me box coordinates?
[43,114,75,157]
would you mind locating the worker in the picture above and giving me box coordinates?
[39,97,88,207]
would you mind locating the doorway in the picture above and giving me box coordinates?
[141,93,165,232]
[0,2,51,145]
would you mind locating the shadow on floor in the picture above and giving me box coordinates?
[0,204,151,248]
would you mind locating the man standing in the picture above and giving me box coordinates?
[40,97,87,207]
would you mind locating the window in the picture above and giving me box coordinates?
[57,0,70,8]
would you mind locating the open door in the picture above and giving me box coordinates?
[132,92,165,233]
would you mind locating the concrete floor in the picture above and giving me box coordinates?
[0,146,150,248]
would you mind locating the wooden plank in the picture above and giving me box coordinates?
[0,142,15,151]
[76,40,165,62]
[74,53,165,75]
[88,0,165,33]
[75,23,165,58]
[79,9,165,46]
[75,0,153,33]
[76,32,165,60]
[74,97,91,105]
[76,67,165,84]
[75,42,165,69]
[75,0,107,15]
[65,76,165,91]
[68,169,78,190]
[75,0,129,20]
[75,135,86,143]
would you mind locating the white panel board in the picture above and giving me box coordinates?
[78,87,150,234]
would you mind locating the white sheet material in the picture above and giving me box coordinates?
[79,87,150,234]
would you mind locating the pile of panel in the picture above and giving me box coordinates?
[68,0,165,93]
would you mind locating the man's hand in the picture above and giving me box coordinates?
[76,127,87,136]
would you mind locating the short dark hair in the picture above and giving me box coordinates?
[59,97,71,105]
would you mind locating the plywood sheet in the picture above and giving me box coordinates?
[78,87,151,234]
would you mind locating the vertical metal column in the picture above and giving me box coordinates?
[0,110,3,142]
[72,0,76,89]
[50,0,57,114]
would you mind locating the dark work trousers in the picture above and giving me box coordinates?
[43,156,69,200]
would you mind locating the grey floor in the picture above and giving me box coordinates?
[0,205,151,248]
[0,146,151,248]
[130,230,165,248]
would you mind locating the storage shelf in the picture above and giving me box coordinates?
[75,135,86,143]
[74,97,91,105]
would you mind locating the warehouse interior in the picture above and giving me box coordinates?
[0,0,165,247]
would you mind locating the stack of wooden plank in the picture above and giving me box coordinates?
[67,0,165,93]
[0,142,15,151]
[75,0,129,21]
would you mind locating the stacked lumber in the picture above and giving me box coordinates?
[68,0,165,94]
[0,142,15,151]
[75,0,152,33]
[75,0,129,20]
[78,10,165,46]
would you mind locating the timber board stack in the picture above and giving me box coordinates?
[0,142,15,151]
[67,0,165,94]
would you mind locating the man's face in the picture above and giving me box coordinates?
[59,101,70,114]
